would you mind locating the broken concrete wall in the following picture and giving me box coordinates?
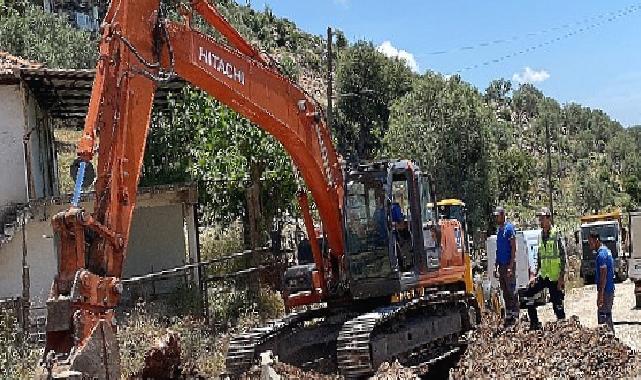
[0,187,199,307]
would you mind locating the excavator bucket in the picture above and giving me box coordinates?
[36,320,120,380]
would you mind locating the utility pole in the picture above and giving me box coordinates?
[326,27,347,170]
[326,27,334,135]
[545,118,555,224]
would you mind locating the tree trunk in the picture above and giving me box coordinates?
[244,164,266,250]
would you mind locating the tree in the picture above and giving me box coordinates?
[335,41,414,161]
[0,2,98,68]
[144,88,297,249]
[383,73,495,230]
[484,78,512,121]
[495,148,536,203]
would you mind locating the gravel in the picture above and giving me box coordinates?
[239,362,342,379]
[371,361,419,379]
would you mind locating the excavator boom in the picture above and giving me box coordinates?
[39,1,344,377]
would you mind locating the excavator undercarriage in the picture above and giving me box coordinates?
[226,290,477,379]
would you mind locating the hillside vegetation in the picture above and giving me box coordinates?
[1,0,640,238]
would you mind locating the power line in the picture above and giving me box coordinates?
[452,3,641,74]
[418,3,641,57]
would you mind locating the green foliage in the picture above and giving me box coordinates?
[278,54,300,81]
[208,286,284,330]
[484,78,513,121]
[0,1,97,68]
[144,87,297,246]
[479,80,641,230]
[495,148,536,202]
[335,41,414,160]
[383,73,495,230]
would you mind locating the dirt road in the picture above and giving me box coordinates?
[538,280,641,350]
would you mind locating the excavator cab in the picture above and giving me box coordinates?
[344,160,436,299]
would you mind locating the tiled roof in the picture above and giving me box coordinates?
[0,51,42,75]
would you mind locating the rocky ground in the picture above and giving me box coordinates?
[452,280,641,379]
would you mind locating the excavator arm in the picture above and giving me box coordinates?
[40,1,344,378]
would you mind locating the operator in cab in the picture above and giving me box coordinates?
[493,206,519,327]
[372,193,388,245]
[588,229,616,332]
[523,207,567,330]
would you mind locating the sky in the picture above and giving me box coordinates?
[249,0,641,127]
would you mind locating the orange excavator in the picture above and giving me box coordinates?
[37,1,478,379]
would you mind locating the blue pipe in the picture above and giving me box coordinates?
[71,161,86,207]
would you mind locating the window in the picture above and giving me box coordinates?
[345,178,387,253]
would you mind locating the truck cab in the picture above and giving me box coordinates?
[578,212,628,284]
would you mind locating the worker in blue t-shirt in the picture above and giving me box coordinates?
[588,229,616,332]
[494,206,518,326]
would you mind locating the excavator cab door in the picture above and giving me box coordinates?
[419,175,440,272]
[387,162,422,284]
[344,166,397,298]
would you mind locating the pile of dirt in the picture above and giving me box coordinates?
[451,313,639,379]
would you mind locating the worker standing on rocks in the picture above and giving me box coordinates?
[493,206,519,327]
[523,207,566,330]
[588,229,616,332]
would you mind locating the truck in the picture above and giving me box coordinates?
[578,212,628,284]
[627,211,641,308]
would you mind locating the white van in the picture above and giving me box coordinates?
[486,229,547,310]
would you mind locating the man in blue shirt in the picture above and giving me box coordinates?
[372,194,388,245]
[588,229,615,332]
[494,206,518,326]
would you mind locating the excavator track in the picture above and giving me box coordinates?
[225,305,350,376]
[337,290,473,379]
[225,310,309,375]
[225,291,475,378]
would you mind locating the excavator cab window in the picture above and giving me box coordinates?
[345,176,388,254]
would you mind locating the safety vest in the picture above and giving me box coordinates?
[539,226,562,281]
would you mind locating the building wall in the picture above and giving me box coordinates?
[0,85,27,206]
[0,199,196,307]
[124,204,188,277]
[0,84,57,207]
